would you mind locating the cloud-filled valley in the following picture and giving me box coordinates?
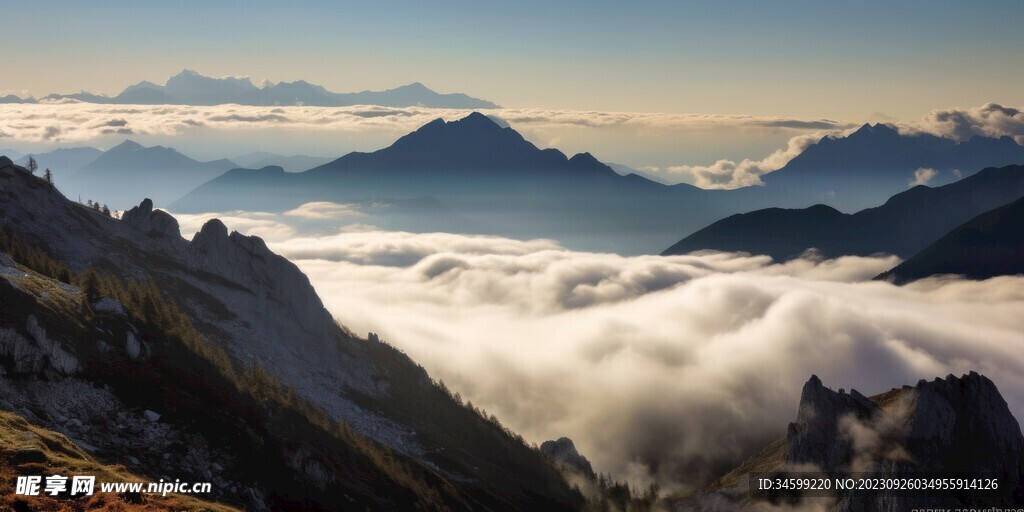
[173,211,1024,492]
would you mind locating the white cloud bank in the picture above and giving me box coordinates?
[166,207,1024,491]
[194,226,1021,493]
[0,102,848,144]
[916,102,1024,144]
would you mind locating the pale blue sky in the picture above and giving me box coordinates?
[4,0,1023,119]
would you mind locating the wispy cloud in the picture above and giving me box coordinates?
[283,201,366,220]
[656,133,825,189]
[908,167,938,187]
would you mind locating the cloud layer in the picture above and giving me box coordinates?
[164,220,1022,492]
[0,102,848,144]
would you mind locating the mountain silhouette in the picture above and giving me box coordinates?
[172,112,745,252]
[14,146,102,179]
[231,151,334,172]
[0,94,33,103]
[43,69,500,108]
[662,164,1024,260]
[877,195,1024,283]
[762,123,1024,211]
[64,140,237,208]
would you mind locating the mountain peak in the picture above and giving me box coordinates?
[458,111,500,127]
[110,140,144,152]
[569,152,602,166]
[850,122,898,138]
[400,81,431,92]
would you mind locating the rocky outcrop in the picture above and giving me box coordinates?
[690,373,1024,511]
[783,373,1024,510]
[92,297,126,316]
[0,316,78,377]
[541,437,596,479]
[187,218,331,338]
[904,373,1024,482]
[121,198,184,248]
[786,374,882,472]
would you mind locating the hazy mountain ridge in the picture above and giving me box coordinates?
[0,156,579,510]
[762,123,1024,211]
[62,140,238,208]
[231,152,334,173]
[171,112,749,253]
[173,115,1024,254]
[13,146,103,179]
[662,164,1024,261]
[34,69,499,109]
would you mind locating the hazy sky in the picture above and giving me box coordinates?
[5,0,1023,120]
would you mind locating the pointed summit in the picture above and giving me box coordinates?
[110,140,144,152]
[398,82,431,92]
[849,122,898,138]
[456,111,502,128]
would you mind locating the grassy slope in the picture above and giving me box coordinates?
[0,410,238,512]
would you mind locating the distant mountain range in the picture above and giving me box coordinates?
[231,151,334,173]
[877,195,1024,283]
[762,123,1024,211]
[4,113,1024,253]
[9,69,499,108]
[171,114,1024,253]
[14,147,103,179]
[171,112,744,252]
[62,140,237,208]
[662,164,1024,261]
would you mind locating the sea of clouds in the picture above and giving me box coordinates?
[174,210,1024,492]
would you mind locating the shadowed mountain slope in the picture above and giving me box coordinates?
[663,165,1024,260]
[0,156,579,511]
[877,195,1024,284]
